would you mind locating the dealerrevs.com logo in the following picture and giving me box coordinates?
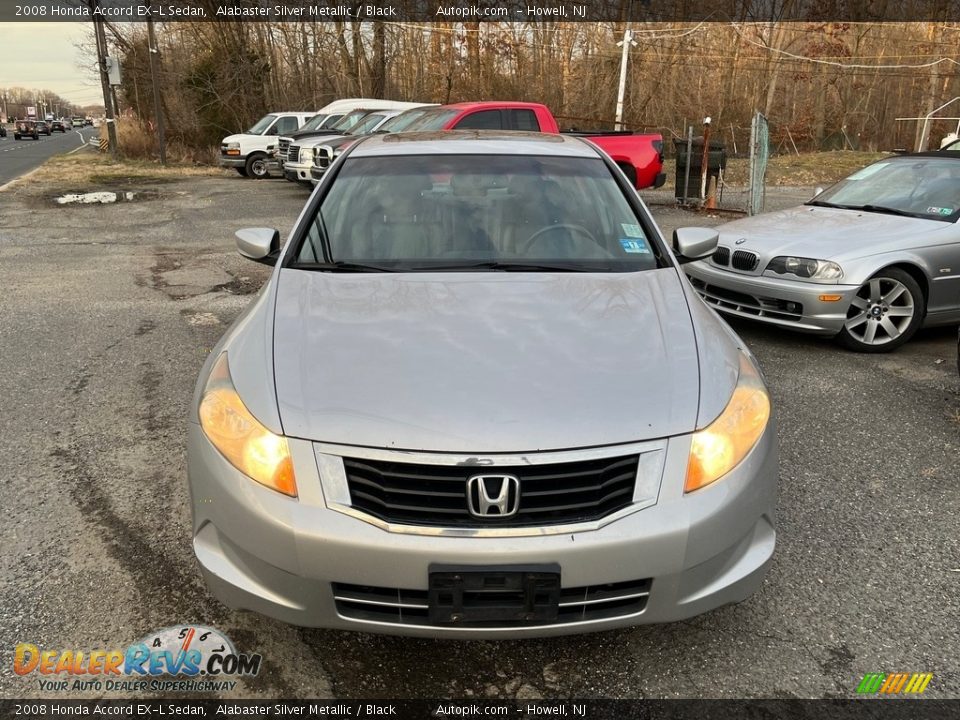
[14,625,261,692]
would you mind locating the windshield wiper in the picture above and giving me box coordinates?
[808,200,920,217]
[407,261,596,272]
[857,204,922,218]
[295,261,397,273]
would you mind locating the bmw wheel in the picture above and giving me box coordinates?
[245,153,270,179]
[837,268,924,353]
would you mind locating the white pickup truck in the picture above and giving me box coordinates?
[219,112,315,178]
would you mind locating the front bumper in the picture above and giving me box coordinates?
[685,261,860,335]
[217,155,246,169]
[283,160,314,183]
[188,421,778,638]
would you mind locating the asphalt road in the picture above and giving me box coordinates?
[0,125,97,187]
[0,173,957,701]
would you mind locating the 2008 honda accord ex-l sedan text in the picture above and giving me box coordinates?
[187,131,779,638]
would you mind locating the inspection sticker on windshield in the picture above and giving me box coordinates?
[621,223,645,238]
[927,206,954,216]
[620,238,650,254]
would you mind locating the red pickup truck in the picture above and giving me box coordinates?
[314,101,665,189]
[408,101,666,190]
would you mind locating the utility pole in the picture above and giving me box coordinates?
[144,6,167,164]
[91,0,118,157]
[615,26,638,131]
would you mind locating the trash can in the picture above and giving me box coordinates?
[673,138,727,201]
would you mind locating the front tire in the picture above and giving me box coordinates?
[836,268,924,353]
[245,153,270,179]
[235,167,248,177]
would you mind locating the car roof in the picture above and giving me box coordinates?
[888,151,960,160]
[348,130,599,158]
[439,101,546,111]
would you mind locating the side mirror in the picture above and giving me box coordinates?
[236,227,281,265]
[672,227,719,264]
[265,125,278,136]
[813,186,824,198]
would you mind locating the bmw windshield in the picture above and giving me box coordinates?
[294,154,665,272]
[809,156,960,222]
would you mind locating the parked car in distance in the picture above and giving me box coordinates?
[50,119,67,133]
[274,100,434,176]
[35,120,50,136]
[283,108,411,185]
[219,111,316,178]
[188,131,778,637]
[360,101,667,190]
[309,106,438,185]
[14,119,39,140]
[0,124,6,138]
[685,151,960,352]
[72,117,85,128]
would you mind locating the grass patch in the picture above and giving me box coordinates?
[662,150,892,188]
[5,151,226,190]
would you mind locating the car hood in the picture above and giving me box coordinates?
[716,205,954,261]
[272,268,701,452]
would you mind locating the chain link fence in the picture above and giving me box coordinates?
[640,113,771,216]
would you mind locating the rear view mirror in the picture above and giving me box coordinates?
[672,227,718,264]
[236,227,281,265]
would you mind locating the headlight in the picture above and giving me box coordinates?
[300,148,313,162]
[224,141,241,156]
[198,354,297,497]
[685,353,770,493]
[766,256,843,281]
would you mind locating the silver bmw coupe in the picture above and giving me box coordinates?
[686,152,960,352]
[187,132,778,637]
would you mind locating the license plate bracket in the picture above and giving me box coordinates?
[428,564,561,625]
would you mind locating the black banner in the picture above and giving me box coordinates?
[2,0,960,23]
[2,700,960,720]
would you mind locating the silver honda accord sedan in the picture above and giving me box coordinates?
[685,152,960,352]
[188,132,778,637]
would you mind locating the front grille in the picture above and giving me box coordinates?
[713,246,730,266]
[731,250,759,271]
[316,148,332,169]
[688,277,804,322]
[343,455,639,528]
[277,138,290,161]
[287,145,301,163]
[333,578,651,627]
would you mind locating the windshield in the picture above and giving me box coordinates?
[349,113,390,135]
[810,157,960,221]
[377,109,431,133]
[299,114,330,132]
[405,109,459,132]
[320,114,343,128]
[246,114,277,135]
[331,110,370,131]
[295,154,662,272]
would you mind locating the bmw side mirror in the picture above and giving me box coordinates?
[672,227,718,264]
[236,227,281,266]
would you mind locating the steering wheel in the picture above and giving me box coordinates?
[521,223,601,257]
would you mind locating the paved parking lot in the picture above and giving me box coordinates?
[0,173,957,700]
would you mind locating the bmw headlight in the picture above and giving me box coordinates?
[198,353,297,497]
[765,256,843,282]
[685,353,771,493]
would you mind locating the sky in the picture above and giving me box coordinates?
[0,22,104,107]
